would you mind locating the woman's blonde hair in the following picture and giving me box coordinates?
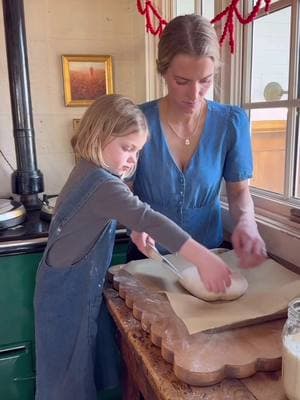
[157,14,220,75]
[71,94,148,168]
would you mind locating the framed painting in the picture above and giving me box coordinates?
[62,55,114,107]
[72,118,81,132]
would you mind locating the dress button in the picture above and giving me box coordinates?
[57,226,61,233]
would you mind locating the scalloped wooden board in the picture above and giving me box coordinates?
[107,267,284,386]
[108,251,300,335]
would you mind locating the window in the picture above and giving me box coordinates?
[175,0,195,15]
[175,0,215,19]
[241,0,300,215]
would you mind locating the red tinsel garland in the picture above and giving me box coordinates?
[211,0,272,53]
[137,0,168,36]
[136,0,273,53]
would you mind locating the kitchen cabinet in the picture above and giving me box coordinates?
[0,343,35,400]
[0,252,42,400]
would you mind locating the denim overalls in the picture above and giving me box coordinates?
[34,168,121,400]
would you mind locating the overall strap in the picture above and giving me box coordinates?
[51,168,116,233]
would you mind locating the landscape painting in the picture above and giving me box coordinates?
[62,55,114,107]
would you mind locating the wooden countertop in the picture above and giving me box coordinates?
[104,288,288,400]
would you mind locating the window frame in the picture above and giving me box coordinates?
[240,0,300,219]
[223,0,300,267]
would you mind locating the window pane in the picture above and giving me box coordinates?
[202,0,215,20]
[252,0,283,5]
[250,108,287,194]
[251,7,291,102]
[176,0,195,15]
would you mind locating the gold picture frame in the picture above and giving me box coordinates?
[62,55,114,107]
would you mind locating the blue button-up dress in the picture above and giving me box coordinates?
[133,99,253,251]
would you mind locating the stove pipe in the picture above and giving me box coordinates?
[2,0,44,210]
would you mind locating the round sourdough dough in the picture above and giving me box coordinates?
[179,267,248,301]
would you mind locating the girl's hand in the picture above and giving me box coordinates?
[179,239,232,293]
[231,217,267,268]
[130,231,155,257]
[196,252,232,293]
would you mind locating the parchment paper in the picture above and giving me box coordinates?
[117,250,300,334]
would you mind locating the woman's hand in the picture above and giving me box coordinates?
[130,231,155,257]
[231,217,267,268]
[226,181,267,269]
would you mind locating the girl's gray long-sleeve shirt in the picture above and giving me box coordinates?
[47,160,190,267]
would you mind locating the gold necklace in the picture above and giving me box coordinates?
[166,102,203,146]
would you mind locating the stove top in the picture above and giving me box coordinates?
[0,198,26,230]
[0,195,53,242]
[0,209,49,242]
[0,193,57,235]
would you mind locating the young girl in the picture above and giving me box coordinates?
[34,94,232,400]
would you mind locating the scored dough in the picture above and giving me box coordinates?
[179,266,248,301]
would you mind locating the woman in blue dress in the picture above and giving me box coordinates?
[128,14,267,269]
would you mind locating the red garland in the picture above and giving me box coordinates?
[137,0,273,54]
[136,0,168,37]
[211,0,272,53]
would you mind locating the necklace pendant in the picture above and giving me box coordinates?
[185,138,190,145]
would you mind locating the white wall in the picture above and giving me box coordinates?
[0,0,146,197]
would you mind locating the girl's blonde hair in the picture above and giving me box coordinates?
[71,94,149,168]
[157,14,220,75]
